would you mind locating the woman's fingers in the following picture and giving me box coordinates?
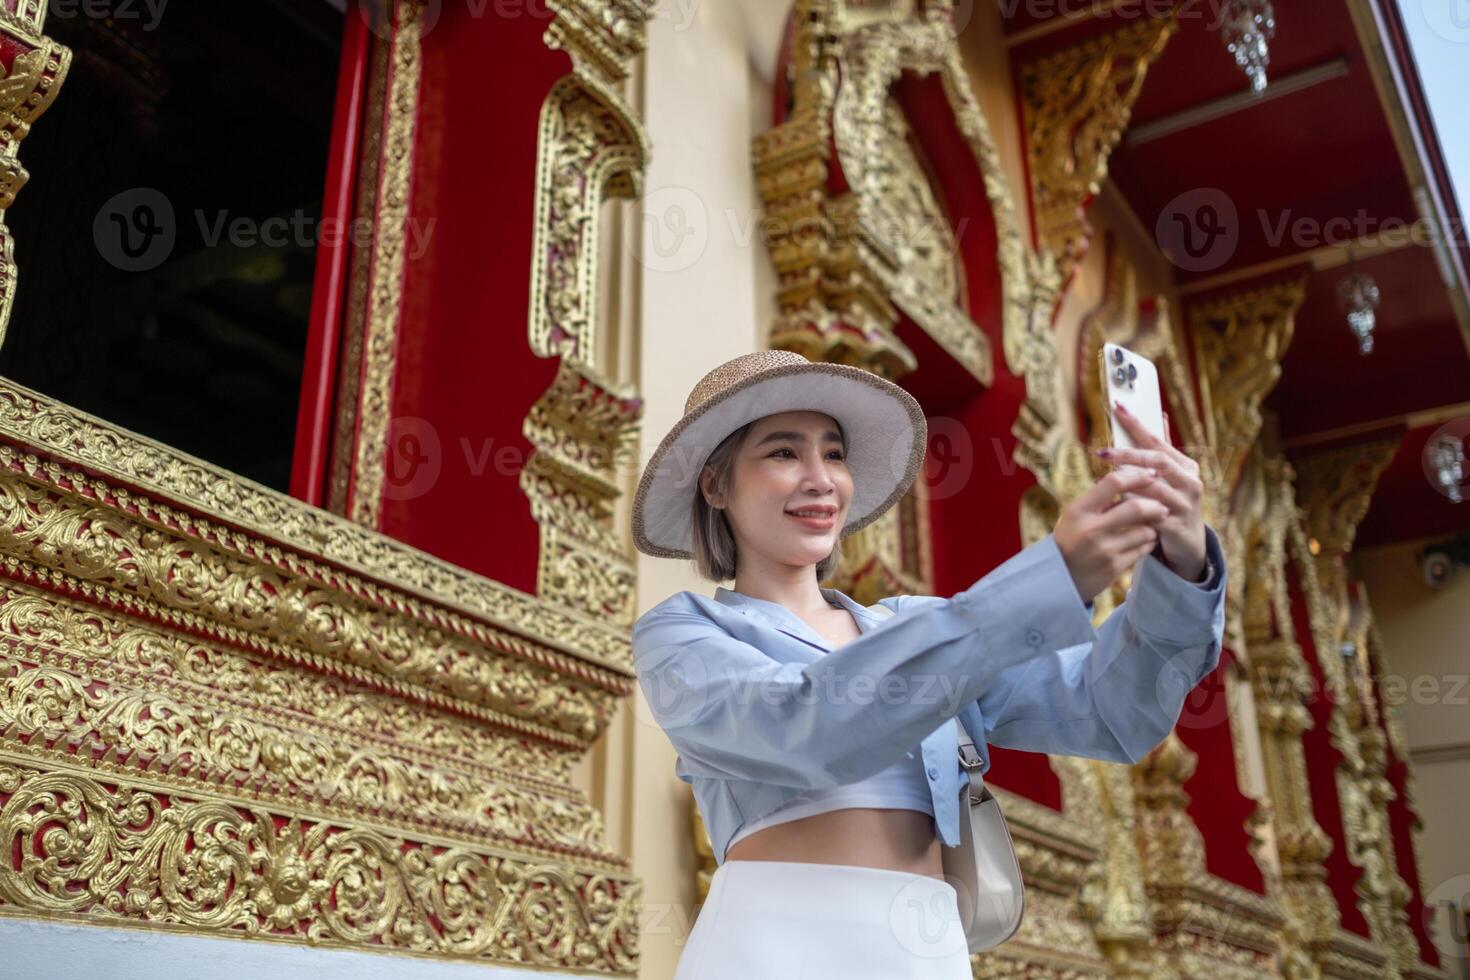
[1108,471,1191,518]
[1095,492,1169,534]
[1098,444,1200,492]
[1081,464,1159,514]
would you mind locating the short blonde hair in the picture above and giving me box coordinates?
[690,420,844,583]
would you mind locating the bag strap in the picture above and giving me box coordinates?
[954,718,986,804]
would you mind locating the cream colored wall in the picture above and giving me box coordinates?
[586,2,784,976]
[1355,534,1470,975]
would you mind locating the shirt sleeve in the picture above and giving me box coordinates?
[975,522,1227,763]
[632,525,1222,791]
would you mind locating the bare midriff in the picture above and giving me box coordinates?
[720,603,945,877]
[722,807,945,878]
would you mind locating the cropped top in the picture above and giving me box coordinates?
[631,524,1229,866]
[725,742,936,850]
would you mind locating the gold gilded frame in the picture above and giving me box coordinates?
[0,0,652,972]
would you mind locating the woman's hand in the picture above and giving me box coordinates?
[1092,402,1208,583]
[1053,465,1170,605]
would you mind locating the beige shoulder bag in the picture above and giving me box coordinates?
[945,719,1026,952]
[869,602,1026,952]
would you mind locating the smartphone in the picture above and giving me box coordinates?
[1099,342,1166,450]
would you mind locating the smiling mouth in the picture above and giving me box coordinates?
[785,509,837,526]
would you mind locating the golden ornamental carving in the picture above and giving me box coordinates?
[0,455,631,729]
[329,34,393,518]
[0,0,659,970]
[0,756,640,969]
[1132,733,1289,978]
[0,383,632,672]
[521,358,641,625]
[0,7,70,347]
[1293,437,1400,562]
[523,0,649,633]
[1019,15,1177,284]
[753,1,1033,387]
[0,449,640,963]
[1236,446,1341,977]
[348,1,425,530]
[526,70,648,364]
[1284,470,1436,980]
[1190,276,1307,521]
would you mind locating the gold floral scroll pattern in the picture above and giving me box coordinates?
[0,382,633,672]
[349,0,424,530]
[328,33,392,518]
[524,0,649,624]
[0,757,641,970]
[1019,14,1177,285]
[0,597,618,856]
[1235,446,1340,979]
[0,461,630,738]
[1131,734,1288,979]
[521,357,641,623]
[1190,276,1308,524]
[0,6,70,346]
[0,443,639,965]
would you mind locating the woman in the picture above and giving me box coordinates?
[631,350,1225,979]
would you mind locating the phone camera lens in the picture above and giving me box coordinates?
[1110,348,1124,364]
[1126,363,1137,381]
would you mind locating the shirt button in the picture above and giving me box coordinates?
[1025,627,1044,647]
[926,766,939,780]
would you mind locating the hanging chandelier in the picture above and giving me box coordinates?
[1428,434,1465,504]
[1336,266,1380,355]
[1220,0,1276,95]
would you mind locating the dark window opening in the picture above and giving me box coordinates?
[1,0,346,491]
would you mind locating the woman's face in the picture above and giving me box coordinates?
[707,410,852,570]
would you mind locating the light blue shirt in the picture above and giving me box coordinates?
[632,525,1227,865]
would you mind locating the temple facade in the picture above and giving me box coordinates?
[0,0,1463,977]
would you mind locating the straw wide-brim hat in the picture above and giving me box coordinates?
[632,350,928,560]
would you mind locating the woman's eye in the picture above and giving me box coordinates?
[769,448,844,460]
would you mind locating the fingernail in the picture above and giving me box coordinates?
[1095,447,1112,458]
[1147,467,1158,477]
[1114,401,1129,415]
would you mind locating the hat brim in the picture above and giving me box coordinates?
[632,361,928,560]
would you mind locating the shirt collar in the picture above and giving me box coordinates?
[712,585,879,651]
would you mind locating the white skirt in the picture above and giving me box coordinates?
[674,859,975,979]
